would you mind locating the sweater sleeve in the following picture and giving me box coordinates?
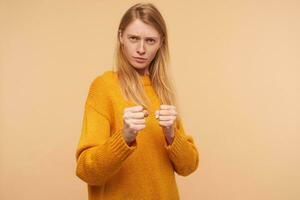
[164,118,200,176]
[75,76,137,186]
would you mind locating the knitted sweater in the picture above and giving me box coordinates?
[75,70,199,200]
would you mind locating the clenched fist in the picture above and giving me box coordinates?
[123,105,148,146]
[155,105,178,145]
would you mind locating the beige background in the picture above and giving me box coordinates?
[1,0,300,199]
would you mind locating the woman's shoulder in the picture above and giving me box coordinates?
[101,70,117,81]
[90,69,118,89]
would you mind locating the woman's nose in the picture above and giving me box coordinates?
[137,41,145,54]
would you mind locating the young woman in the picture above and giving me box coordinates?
[75,3,199,200]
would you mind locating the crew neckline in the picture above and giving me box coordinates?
[111,70,152,86]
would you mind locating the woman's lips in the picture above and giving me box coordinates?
[133,57,147,63]
[133,56,147,60]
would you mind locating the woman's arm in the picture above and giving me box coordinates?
[75,103,136,186]
[164,119,200,176]
[75,76,137,186]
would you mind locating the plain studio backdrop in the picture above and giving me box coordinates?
[1,0,299,199]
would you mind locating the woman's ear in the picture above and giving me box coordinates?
[119,30,124,45]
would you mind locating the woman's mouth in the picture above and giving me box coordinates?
[133,57,147,63]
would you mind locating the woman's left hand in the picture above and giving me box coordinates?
[155,105,177,145]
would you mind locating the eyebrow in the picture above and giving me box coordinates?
[127,34,159,40]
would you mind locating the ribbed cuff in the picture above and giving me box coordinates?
[164,128,187,157]
[107,128,137,161]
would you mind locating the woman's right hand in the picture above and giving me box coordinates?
[122,105,148,146]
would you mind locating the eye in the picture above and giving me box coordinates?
[147,39,155,44]
[129,36,138,41]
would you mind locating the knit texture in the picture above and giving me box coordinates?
[75,70,199,200]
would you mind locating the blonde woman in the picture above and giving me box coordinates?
[75,3,199,200]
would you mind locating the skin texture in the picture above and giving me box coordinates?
[119,19,177,146]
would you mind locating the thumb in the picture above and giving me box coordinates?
[155,110,159,119]
[143,109,149,117]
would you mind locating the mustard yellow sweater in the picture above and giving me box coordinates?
[75,70,199,200]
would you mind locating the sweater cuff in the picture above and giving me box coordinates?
[107,128,137,161]
[164,128,187,156]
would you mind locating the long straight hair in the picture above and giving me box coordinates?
[112,3,182,118]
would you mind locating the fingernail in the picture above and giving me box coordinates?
[155,111,159,119]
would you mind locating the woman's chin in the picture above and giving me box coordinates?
[131,62,148,69]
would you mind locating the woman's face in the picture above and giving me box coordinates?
[119,19,162,75]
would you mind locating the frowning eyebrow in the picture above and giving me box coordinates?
[127,34,159,40]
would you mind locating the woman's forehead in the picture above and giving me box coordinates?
[124,19,160,37]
